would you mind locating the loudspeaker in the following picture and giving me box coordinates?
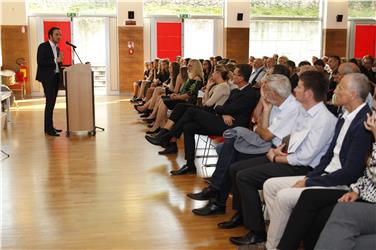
[237,13,243,21]
[336,14,343,22]
[128,11,135,20]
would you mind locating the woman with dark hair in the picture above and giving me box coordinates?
[202,59,213,85]
[131,62,151,102]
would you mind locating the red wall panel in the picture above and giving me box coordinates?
[43,21,72,65]
[354,24,376,58]
[157,22,182,61]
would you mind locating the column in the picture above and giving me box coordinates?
[118,0,144,93]
[322,0,348,57]
[224,0,250,63]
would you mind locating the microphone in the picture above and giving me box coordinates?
[65,41,77,49]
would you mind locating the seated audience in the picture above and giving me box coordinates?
[248,58,266,86]
[262,73,372,249]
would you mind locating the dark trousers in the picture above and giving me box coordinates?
[169,103,194,123]
[229,157,311,232]
[42,73,59,132]
[211,136,264,205]
[278,189,347,250]
[169,107,229,166]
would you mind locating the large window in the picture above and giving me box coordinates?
[144,0,223,16]
[184,19,214,59]
[348,0,376,17]
[249,20,321,63]
[249,0,322,62]
[27,0,116,15]
[250,0,320,17]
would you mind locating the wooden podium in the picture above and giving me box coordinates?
[64,63,96,136]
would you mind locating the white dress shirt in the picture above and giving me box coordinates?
[287,102,337,168]
[268,95,301,146]
[48,40,59,73]
[325,103,367,173]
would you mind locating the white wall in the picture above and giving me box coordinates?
[117,0,143,27]
[1,1,27,25]
[323,0,348,29]
[28,16,43,96]
[143,17,151,62]
[225,0,250,28]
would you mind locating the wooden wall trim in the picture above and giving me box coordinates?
[322,28,347,57]
[118,26,144,93]
[225,27,249,64]
[1,25,30,94]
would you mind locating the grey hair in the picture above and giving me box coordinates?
[345,73,370,101]
[339,62,360,74]
[264,74,291,98]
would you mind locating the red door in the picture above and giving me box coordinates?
[157,22,182,61]
[43,21,72,65]
[354,24,376,58]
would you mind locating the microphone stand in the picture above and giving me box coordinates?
[72,47,83,64]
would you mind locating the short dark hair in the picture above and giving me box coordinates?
[298,61,311,67]
[215,56,223,62]
[329,55,341,63]
[272,64,290,78]
[313,59,326,67]
[48,27,60,38]
[299,71,328,102]
[236,64,252,82]
[286,60,296,69]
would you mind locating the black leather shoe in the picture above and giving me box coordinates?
[146,127,160,135]
[140,113,149,118]
[45,130,60,137]
[229,231,266,246]
[218,212,243,229]
[170,165,196,175]
[158,142,177,154]
[187,186,218,201]
[145,134,162,146]
[54,128,63,133]
[192,201,225,216]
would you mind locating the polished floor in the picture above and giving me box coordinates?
[1,96,248,249]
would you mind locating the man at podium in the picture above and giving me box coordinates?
[36,27,64,136]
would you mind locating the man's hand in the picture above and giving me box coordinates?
[222,115,235,126]
[292,178,306,188]
[274,143,288,157]
[56,52,63,63]
[338,191,359,203]
[266,148,275,162]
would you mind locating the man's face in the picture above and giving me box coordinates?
[294,80,306,104]
[362,59,372,70]
[328,57,339,71]
[232,68,243,85]
[334,76,353,106]
[50,29,62,44]
[266,58,276,69]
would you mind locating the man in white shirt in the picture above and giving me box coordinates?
[223,71,337,246]
[188,74,300,216]
[263,73,372,250]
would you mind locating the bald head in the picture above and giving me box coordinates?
[338,62,360,75]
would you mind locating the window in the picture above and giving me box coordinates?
[144,0,223,16]
[348,0,376,18]
[184,19,214,59]
[250,0,320,17]
[27,0,116,15]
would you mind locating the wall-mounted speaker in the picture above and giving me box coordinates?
[336,14,343,22]
[237,13,243,21]
[128,11,135,20]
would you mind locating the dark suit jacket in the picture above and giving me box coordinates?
[36,41,61,84]
[214,84,260,128]
[306,104,372,187]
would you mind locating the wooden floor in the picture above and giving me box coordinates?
[1,96,247,250]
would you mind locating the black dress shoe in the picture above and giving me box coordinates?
[218,212,243,229]
[145,134,162,146]
[192,201,225,216]
[158,142,177,154]
[134,105,143,114]
[146,127,160,134]
[170,165,196,175]
[45,130,60,137]
[54,128,63,133]
[187,186,218,201]
[229,231,266,246]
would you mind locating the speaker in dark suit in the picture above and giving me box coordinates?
[36,27,63,136]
